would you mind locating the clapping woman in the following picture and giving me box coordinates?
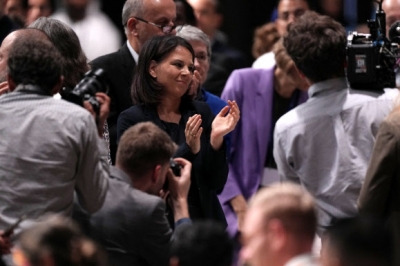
[117,35,239,225]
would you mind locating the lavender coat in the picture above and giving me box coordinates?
[218,67,308,237]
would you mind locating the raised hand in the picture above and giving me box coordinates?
[83,92,110,137]
[188,69,201,97]
[167,158,192,222]
[184,114,203,154]
[210,100,240,150]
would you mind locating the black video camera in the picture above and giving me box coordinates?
[61,68,109,117]
[346,0,400,91]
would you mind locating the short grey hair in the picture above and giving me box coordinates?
[176,25,211,58]
[122,0,145,35]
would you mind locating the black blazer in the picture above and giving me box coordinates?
[90,43,136,164]
[117,101,228,227]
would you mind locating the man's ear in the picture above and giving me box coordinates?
[149,60,158,78]
[268,219,287,252]
[50,76,64,96]
[7,74,16,92]
[127,17,139,36]
[295,66,305,79]
[151,164,163,184]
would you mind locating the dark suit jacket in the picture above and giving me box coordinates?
[90,43,136,164]
[87,167,190,266]
[358,106,400,264]
[117,101,228,227]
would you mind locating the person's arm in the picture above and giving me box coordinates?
[273,127,301,183]
[219,70,248,232]
[230,194,247,232]
[210,100,240,151]
[75,94,110,213]
[167,158,192,222]
[199,104,229,190]
[358,120,397,216]
[174,142,198,162]
[137,159,192,266]
[117,108,138,143]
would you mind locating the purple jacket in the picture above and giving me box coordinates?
[218,67,308,237]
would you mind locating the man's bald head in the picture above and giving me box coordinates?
[7,28,62,93]
[122,0,176,53]
[0,29,49,83]
[0,31,19,82]
[383,0,400,35]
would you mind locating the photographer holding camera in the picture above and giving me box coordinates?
[0,29,110,236]
[81,122,192,266]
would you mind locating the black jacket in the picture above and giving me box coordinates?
[117,101,228,227]
[90,43,136,164]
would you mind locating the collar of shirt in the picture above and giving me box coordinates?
[127,40,139,64]
[308,77,349,98]
[110,166,133,186]
[15,84,52,96]
[284,253,318,266]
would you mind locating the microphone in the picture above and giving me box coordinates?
[389,21,400,43]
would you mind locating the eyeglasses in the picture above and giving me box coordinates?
[134,17,177,34]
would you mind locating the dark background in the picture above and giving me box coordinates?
[99,0,374,63]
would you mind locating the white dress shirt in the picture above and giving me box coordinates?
[273,77,394,231]
[252,51,276,69]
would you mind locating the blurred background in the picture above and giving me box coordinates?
[93,0,374,62]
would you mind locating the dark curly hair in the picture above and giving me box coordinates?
[283,11,347,82]
[7,29,63,92]
[131,35,195,106]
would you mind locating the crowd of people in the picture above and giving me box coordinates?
[0,0,400,265]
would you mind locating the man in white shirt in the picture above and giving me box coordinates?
[273,11,393,232]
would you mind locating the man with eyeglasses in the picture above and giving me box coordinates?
[253,0,310,69]
[90,0,177,165]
